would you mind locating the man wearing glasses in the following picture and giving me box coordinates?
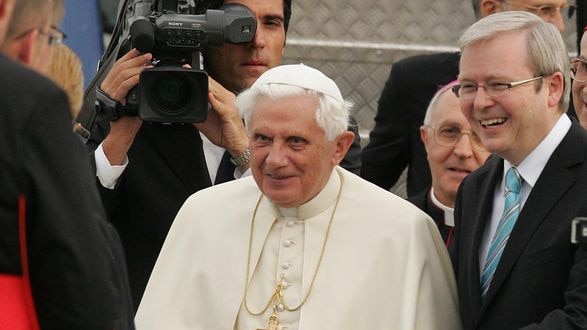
[362,0,575,198]
[409,80,490,248]
[450,11,587,329]
[0,0,66,75]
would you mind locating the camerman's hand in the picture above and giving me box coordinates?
[194,77,249,158]
[101,49,153,165]
[101,49,152,104]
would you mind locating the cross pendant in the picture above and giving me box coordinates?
[256,311,279,330]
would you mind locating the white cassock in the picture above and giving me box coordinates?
[135,167,462,330]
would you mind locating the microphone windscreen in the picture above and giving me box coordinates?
[130,19,155,53]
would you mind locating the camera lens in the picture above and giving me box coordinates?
[147,71,194,115]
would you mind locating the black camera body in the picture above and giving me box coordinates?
[105,1,256,123]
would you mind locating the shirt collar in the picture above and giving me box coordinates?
[503,114,571,188]
[429,188,455,227]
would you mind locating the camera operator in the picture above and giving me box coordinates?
[90,0,360,310]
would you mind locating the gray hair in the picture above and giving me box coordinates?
[236,83,353,141]
[458,11,570,112]
[4,0,53,41]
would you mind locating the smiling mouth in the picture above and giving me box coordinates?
[448,168,471,174]
[480,118,507,128]
[268,174,293,180]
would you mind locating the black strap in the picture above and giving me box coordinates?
[74,0,132,143]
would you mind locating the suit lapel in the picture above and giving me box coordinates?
[481,123,584,308]
[463,156,503,319]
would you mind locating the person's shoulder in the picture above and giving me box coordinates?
[407,188,428,209]
[0,55,65,108]
[0,55,68,128]
[459,155,500,194]
[185,175,259,205]
[0,55,56,89]
[340,168,428,217]
[393,51,460,70]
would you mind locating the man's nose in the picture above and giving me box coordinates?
[248,23,266,48]
[266,144,288,167]
[453,134,474,158]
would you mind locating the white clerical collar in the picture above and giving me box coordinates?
[278,168,342,220]
[504,113,571,189]
[429,188,455,227]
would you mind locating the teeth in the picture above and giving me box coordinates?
[480,118,506,127]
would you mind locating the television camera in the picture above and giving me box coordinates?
[94,0,256,124]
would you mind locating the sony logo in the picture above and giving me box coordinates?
[168,22,183,26]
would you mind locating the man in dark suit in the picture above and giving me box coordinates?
[408,80,489,247]
[361,0,571,197]
[89,0,361,310]
[0,0,133,328]
[451,11,587,329]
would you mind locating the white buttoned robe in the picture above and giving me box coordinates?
[135,167,462,330]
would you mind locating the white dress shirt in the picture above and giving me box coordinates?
[478,114,572,276]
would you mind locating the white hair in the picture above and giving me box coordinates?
[236,83,353,141]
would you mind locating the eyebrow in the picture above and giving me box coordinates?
[261,13,284,23]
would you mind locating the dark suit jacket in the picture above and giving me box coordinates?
[361,52,460,196]
[451,122,587,329]
[408,188,454,246]
[0,55,133,329]
[88,103,363,310]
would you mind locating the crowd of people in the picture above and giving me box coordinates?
[1,0,587,329]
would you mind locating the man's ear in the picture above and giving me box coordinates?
[546,71,564,109]
[420,125,431,155]
[331,131,355,166]
[13,29,36,65]
[480,0,505,17]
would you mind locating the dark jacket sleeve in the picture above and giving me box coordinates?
[361,61,411,190]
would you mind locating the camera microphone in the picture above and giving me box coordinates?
[130,18,155,53]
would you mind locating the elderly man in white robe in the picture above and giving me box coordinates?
[135,64,462,330]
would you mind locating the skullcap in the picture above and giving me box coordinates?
[251,64,344,103]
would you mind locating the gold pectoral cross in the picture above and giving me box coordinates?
[256,310,279,330]
[256,304,280,330]
[255,282,285,330]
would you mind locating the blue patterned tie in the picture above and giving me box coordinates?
[481,167,522,299]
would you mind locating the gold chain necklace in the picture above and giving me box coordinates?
[242,170,344,327]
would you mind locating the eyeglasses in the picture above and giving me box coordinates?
[15,26,67,46]
[425,125,487,152]
[571,57,587,83]
[451,76,543,101]
[505,1,576,18]
[41,26,67,46]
